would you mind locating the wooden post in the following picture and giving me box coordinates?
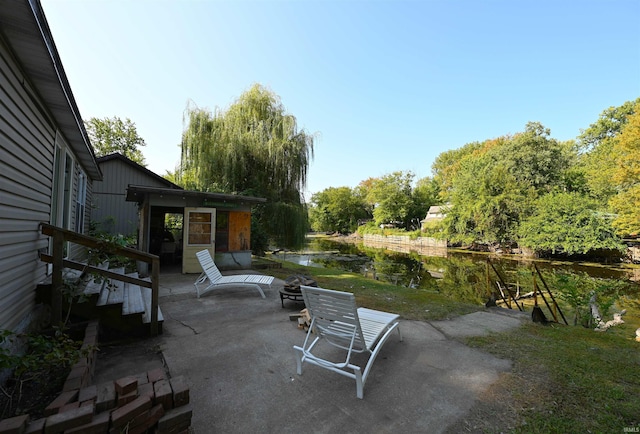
[137,197,151,277]
[51,230,64,326]
[150,257,160,337]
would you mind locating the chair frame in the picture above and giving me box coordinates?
[194,250,273,298]
[293,285,402,398]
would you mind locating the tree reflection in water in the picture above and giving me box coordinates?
[275,237,639,308]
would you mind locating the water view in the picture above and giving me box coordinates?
[274,236,640,307]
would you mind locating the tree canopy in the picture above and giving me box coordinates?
[309,187,369,234]
[177,84,315,250]
[518,192,624,255]
[85,117,147,165]
[609,105,640,236]
[304,98,638,258]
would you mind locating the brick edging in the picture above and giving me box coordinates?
[0,320,192,434]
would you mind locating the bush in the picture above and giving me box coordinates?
[0,329,92,418]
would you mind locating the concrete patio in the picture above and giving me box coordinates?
[94,270,528,433]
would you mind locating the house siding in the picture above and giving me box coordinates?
[0,34,56,332]
[93,158,174,236]
[0,31,93,333]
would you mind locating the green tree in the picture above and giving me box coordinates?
[409,176,440,230]
[578,98,640,204]
[445,154,536,245]
[366,171,415,227]
[518,191,624,255]
[609,105,640,236]
[431,141,485,200]
[178,84,315,250]
[499,122,569,193]
[309,187,369,234]
[85,117,147,165]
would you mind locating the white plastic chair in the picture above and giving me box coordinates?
[293,285,403,398]
[194,250,273,298]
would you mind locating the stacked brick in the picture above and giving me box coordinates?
[0,322,192,434]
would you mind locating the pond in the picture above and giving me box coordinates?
[273,236,640,308]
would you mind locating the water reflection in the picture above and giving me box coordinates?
[273,237,639,306]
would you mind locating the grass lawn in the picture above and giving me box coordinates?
[266,259,640,433]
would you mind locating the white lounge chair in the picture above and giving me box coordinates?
[293,285,403,399]
[194,250,274,298]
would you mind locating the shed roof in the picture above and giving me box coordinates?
[125,185,267,205]
[0,0,102,180]
[97,153,182,190]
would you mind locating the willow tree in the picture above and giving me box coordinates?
[178,84,315,251]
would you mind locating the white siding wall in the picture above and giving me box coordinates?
[0,35,91,333]
[0,36,56,332]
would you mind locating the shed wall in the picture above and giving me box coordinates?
[93,159,172,236]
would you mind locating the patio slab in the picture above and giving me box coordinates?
[95,271,526,433]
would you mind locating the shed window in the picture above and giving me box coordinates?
[187,212,212,245]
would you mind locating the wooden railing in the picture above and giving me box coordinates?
[39,223,161,336]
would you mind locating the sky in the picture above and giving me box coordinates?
[41,0,640,198]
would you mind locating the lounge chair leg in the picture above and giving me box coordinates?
[354,368,363,399]
[294,347,304,375]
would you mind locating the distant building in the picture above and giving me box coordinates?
[421,205,448,230]
[93,153,181,236]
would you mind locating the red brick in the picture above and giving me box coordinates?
[128,403,165,434]
[62,376,82,392]
[44,390,79,416]
[147,367,166,384]
[157,420,191,434]
[169,376,189,408]
[44,404,93,434]
[156,405,192,433]
[137,382,154,400]
[153,379,172,411]
[95,382,116,413]
[67,366,85,381]
[133,371,148,385]
[114,377,137,395]
[64,410,109,434]
[24,417,45,434]
[110,395,152,429]
[117,389,137,407]
[0,414,28,434]
[78,385,97,403]
[59,401,80,413]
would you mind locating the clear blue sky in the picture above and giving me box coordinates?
[41,0,640,198]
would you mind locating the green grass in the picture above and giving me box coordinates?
[266,260,482,321]
[266,259,640,433]
[465,321,640,433]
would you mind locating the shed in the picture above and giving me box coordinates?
[94,153,181,236]
[125,186,267,273]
